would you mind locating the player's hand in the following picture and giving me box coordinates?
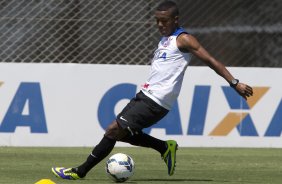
[234,83,253,100]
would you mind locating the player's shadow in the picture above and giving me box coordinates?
[131,178,213,182]
[88,178,214,183]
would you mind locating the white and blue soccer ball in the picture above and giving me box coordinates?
[105,153,135,182]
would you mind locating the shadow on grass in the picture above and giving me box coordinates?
[86,178,214,183]
[131,178,213,182]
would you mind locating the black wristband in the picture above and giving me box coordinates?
[230,79,239,88]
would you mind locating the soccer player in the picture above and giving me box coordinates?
[52,0,253,180]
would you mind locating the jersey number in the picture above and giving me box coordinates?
[159,52,167,59]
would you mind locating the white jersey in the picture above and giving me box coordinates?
[142,27,192,110]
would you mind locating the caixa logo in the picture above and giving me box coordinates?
[0,82,47,133]
[98,83,282,137]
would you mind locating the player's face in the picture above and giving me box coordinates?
[155,10,178,36]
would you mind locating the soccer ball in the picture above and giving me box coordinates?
[105,153,135,182]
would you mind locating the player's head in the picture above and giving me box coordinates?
[155,1,179,36]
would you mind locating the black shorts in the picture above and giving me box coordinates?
[116,91,169,132]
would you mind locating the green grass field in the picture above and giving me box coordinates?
[0,147,282,184]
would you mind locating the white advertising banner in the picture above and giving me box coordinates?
[0,63,281,147]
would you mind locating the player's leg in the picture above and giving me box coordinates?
[116,91,168,154]
[121,131,167,155]
[52,120,129,180]
[74,120,128,177]
[118,91,178,176]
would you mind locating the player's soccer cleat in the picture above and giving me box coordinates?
[162,140,178,176]
[51,167,81,180]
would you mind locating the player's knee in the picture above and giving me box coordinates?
[104,120,129,141]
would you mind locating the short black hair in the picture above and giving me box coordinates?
[156,1,179,17]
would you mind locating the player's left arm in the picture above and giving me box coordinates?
[177,33,253,100]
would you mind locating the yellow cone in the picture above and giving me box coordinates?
[35,179,56,184]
